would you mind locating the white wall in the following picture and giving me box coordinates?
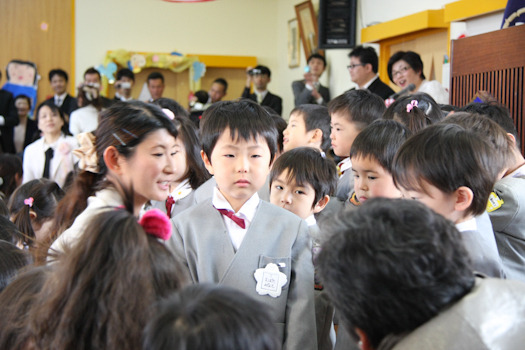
[75,0,504,118]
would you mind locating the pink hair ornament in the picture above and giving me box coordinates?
[406,100,418,113]
[138,208,172,241]
[162,108,175,120]
[24,197,34,207]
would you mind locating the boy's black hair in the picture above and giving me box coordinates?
[83,67,101,80]
[153,97,189,118]
[392,123,500,217]
[213,78,228,93]
[350,120,411,173]
[383,93,443,133]
[328,89,385,129]
[461,102,520,148]
[116,68,135,82]
[307,53,327,68]
[269,113,287,154]
[48,69,68,82]
[290,104,331,153]
[387,51,426,83]
[348,45,378,73]
[143,284,280,350]
[270,147,337,208]
[318,198,475,348]
[200,100,278,162]
[147,71,165,84]
[194,90,209,105]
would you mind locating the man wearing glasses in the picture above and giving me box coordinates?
[347,46,394,100]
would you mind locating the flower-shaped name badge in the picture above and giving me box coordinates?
[254,263,287,298]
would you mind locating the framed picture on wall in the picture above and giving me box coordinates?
[295,0,323,59]
[288,19,300,68]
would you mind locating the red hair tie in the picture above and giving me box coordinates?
[138,208,172,241]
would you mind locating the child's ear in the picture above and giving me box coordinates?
[103,146,124,175]
[29,210,37,221]
[453,186,474,213]
[201,150,214,175]
[313,195,330,214]
[355,327,373,350]
[309,128,323,145]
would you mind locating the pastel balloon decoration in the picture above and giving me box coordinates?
[192,61,206,82]
[96,62,117,83]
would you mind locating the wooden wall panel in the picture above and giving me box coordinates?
[0,0,74,107]
[451,25,525,155]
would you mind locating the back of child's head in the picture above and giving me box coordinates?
[194,90,209,105]
[0,265,49,350]
[153,97,190,118]
[328,89,385,127]
[53,101,178,235]
[290,104,331,153]
[270,113,287,155]
[461,102,520,149]
[143,283,281,350]
[8,179,64,249]
[30,194,186,349]
[0,213,25,247]
[0,154,22,200]
[443,112,513,172]
[200,100,278,162]
[270,147,337,207]
[0,241,33,293]
[392,123,499,217]
[350,120,411,173]
[383,93,443,133]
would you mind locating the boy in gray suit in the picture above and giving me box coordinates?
[269,147,337,350]
[168,100,317,350]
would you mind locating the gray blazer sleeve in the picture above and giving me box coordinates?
[283,219,318,350]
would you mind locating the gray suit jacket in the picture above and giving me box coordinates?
[292,80,330,106]
[379,278,525,350]
[169,199,317,350]
[490,176,525,282]
[335,171,353,202]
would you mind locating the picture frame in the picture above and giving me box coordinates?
[288,19,300,68]
[294,0,322,59]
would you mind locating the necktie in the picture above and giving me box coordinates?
[165,195,175,218]
[217,208,246,229]
[43,147,54,178]
[56,97,62,106]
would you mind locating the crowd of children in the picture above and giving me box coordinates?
[0,67,524,349]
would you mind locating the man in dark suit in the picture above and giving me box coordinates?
[348,46,395,100]
[45,68,78,118]
[292,53,330,106]
[0,71,19,153]
[241,65,282,116]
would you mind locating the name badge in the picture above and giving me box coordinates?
[254,263,287,298]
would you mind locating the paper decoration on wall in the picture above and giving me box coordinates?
[2,60,39,116]
[104,49,205,92]
[95,62,117,83]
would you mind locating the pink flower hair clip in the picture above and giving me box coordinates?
[138,208,172,241]
[24,197,34,207]
[162,108,175,120]
[406,100,419,113]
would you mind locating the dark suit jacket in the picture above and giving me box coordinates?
[45,94,78,119]
[0,89,19,153]
[292,80,330,106]
[9,118,38,155]
[367,77,395,100]
[241,87,283,116]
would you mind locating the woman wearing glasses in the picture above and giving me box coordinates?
[387,51,449,104]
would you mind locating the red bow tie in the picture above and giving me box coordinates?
[165,196,175,218]
[217,208,246,229]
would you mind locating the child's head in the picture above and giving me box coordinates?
[0,241,33,294]
[383,93,442,133]
[143,284,281,350]
[0,154,23,200]
[9,179,64,248]
[35,102,69,137]
[392,124,499,222]
[444,112,513,176]
[200,100,277,211]
[328,89,385,158]
[153,97,190,118]
[269,112,287,156]
[30,204,185,349]
[0,216,24,247]
[283,104,331,154]
[350,120,411,203]
[270,147,337,219]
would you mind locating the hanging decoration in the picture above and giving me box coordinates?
[102,49,206,92]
